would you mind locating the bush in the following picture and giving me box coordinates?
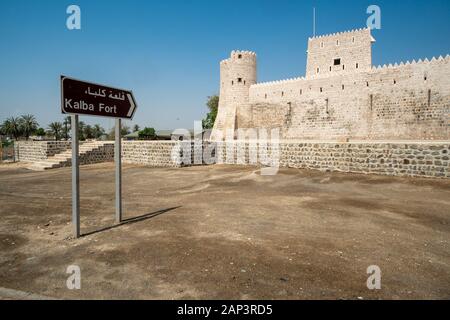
[35,128,46,136]
[138,127,156,140]
[2,140,14,148]
[202,95,219,129]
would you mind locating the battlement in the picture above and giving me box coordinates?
[371,55,450,70]
[251,77,306,88]
[308,27,371,40]
[231,50,257,58]
[220,50,257,65]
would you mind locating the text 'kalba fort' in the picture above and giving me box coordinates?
[211,28,450,141]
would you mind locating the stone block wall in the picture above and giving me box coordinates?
[122,141,181,167]
[121,140,450,178]
[246,57,450,141]
[78,144,115,166]
[215,141,450,178]
[121,141,214,167]
[15,141,71,162]
[14,140,449,179]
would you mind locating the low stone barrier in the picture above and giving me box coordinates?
[14,140,450,178]
[78,144,115,165]
[121,140,211,167]
[122,141,181,167]
[15,141,71,162]
[215,141,450,179]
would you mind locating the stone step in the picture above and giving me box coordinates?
[26,142,115,171]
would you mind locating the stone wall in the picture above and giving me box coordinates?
[120,140,450,178]
[247,56,450,141]
[78,144,114,166]
[215,141,450,179]
[122,141,181,167]
[14,140,449,179]
[122,140,210,167]
[15,141,71,162]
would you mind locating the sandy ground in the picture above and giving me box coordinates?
[0,162,449,300]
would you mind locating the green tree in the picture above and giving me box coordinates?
[1,117,22,140]
[133,124,140,132]
[84,125,94,139]
[20,114,39,140]
[202,95,219,129]
[138,127,156,140]
[92,124,105,139]
[35,128,46,137]
[48,122,63,141]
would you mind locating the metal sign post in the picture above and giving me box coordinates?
[61,76,137,238]
[71,115,80,238]
[115,119,122,223]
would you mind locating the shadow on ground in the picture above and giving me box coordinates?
[82,206,181,237]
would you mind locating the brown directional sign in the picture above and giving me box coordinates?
[61,75,137,119]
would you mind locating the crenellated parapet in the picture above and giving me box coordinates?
[251,77,307,88]
[308,27,370,40]
[371,54,450,71]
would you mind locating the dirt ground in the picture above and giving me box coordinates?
[0,162,449,300]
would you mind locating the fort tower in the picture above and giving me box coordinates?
[212,50,257,139]
[306,28,375,78]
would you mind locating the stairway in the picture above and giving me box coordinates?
[26,141,115,171]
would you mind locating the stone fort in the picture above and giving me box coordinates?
[15,28,450,178]
[211,28,450,141]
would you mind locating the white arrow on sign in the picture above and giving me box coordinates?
[126,93,136,118]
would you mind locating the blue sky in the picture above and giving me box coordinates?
[0,0,449,131]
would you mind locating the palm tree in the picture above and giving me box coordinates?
[1,117,22,140]
[20,114,38,140]
[48,122,63,141]
[63,116,71,140]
